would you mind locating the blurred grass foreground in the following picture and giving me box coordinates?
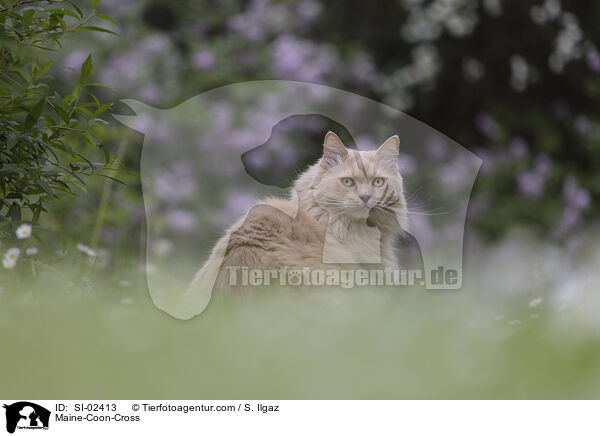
[2,226,600,399]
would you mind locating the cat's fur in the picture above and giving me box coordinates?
[181,132,408,311]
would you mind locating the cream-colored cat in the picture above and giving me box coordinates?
[174,132,408,318]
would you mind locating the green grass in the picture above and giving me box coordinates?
[2,260,600,399]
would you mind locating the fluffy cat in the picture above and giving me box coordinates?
[175,132,408,317]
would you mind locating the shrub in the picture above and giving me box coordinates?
[0,0,116,239]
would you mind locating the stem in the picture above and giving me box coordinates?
[89,134,128,250]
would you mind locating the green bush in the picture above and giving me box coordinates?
[0,0,116,239]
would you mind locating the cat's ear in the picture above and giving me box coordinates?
[376,135,400,167]
[321,131,348,168]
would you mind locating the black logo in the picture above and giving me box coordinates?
[3,402,50,434]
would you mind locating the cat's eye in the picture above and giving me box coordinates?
[341,177,355,187]
[372,177,385,187]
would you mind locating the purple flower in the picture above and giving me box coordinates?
[425,135,447,159]
[474,148,495,174]
[192,50,216,70]
[210,103,234,131]
[244,147,270,170]
[440,156,471,191]
[212,192,258,226]
[408,215,434,246]
[271,35,332,81]
[586,48,600,73]
[508,136,529,159]
[574,115,592,137]
[139,84,160,102]
[517,172,545,198]
[296,0,321,22]
[563,176,590,210]
[154,162,198,202]
[555,207,582,236]
[475,113,500,139]
[517,154,552,198]
[533,154,552,176]
[141,35,170,55]
[347,56,376,83]
[228,13,267,41]
[166,209,197,233]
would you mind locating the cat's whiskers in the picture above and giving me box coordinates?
[374,204,447,217]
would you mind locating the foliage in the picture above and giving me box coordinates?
[0,0,116,240]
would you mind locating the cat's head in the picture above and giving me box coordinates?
[312,131,407,224]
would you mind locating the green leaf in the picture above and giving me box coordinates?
[84,82,114,91]
[76,106,95,118]
[22,9,35,27]
[23,98,45,130]
[52,104,71,124]
[56,14,67,33]
[36,179,54,197]
[45,8,80,19]
[74,26,118,36]
[90,93,100,108]
[95,102,112,116]
[66,1,84,18]
[94,13,117,26]
[98,173,125,185]
[0,164,20,174]
[8,203,21,221]
[6,133,17,150]
[99,143,110,165]
[80,54,93,86]
[31,97,45,120]
[89,118,109,126]
[92,0,100,8]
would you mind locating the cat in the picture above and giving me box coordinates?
[174,132,408,318]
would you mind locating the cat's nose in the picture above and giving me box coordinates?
[359,194,371,203]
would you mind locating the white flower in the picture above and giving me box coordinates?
[528,297,543,308]
[25,247,38,256]
[3,247,20,269]
[77,243,96,257]
[4,247,20,261]
[15,223,32,239]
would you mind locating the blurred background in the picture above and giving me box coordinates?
[1,0,600,398]
[37,0,599,268]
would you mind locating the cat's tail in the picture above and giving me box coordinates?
[169,234,230,320]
